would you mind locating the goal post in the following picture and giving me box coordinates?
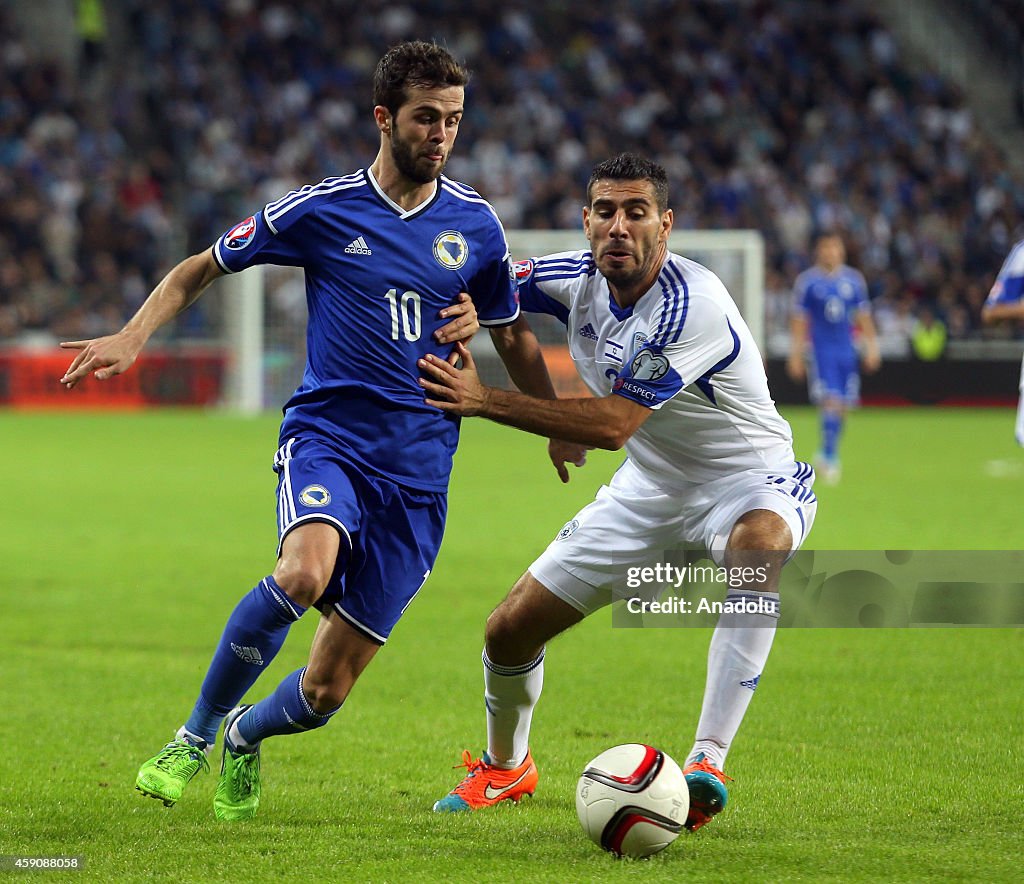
[221,267,265,414]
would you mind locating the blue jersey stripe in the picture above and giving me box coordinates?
[440,182,506,231]
[265,176,366,229]
[534,256,594,274]
[534,268,597,283]
[653,261,690,346]
[665,262,691,344]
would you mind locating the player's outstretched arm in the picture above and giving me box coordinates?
[60,249,224,388]
[419,343,650,450]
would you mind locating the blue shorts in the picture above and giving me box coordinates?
[809,351,859,405]
[273,436,446,644]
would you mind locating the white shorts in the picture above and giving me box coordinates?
[529,458,817,616]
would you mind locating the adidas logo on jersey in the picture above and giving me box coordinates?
[578,322,598,340]
[344,236,372,256]
[231,642,265,666]
[740,675,760,690]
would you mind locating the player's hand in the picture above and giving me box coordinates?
[419,342,489,416]
[435,292,479,359]
[786,354,805,382]
[863,349,881,374]
[549,439,591,483]
[59,330,143,389]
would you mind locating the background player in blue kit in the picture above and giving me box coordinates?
[981,238,1024,445]
[786,233,880,484]
[59,41,561,821]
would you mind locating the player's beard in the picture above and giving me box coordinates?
[598,244,658,290]
[390,124,448,184]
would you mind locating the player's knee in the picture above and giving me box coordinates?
[273,559,332,608]
[484,606,537,666]
[728,510,792,555]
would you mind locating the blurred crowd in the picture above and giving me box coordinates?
[2,0,1024,347]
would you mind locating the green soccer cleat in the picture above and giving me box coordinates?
[214,706,261,821]
[135,736,210,807]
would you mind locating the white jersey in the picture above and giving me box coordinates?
[516,249,795,486]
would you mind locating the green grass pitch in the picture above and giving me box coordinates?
[1,407,1021,881]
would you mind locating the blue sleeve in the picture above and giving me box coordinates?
[988,242,1024,305]
[212,205,309,273]
[472,251,520,328]
[990,275,1024,305]
[514,259,570,327]
[467,225,520,327]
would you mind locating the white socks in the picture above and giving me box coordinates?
[176,726,213,756]
[482,648,545,769]
[688,591,779,770]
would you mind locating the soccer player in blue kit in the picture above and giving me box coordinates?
[982,238,1024,445]
[787,233,880,484]
[59,41,562,821]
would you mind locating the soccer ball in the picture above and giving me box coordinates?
[575,743,688,858]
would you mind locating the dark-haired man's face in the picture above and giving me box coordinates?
[386,85,464,184]
[816,236,845,272]
[583,179,672,300]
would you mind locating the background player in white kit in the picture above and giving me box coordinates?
[981,237,1024,445]
[421,154,817,830]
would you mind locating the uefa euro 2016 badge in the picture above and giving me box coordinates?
[225,215,257,250]
[299,485,331,507]
[433,230,469,270]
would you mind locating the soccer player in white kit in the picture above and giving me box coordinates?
[421,154,817,831]
[981,238,1024,445]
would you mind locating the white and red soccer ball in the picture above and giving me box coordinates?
[575,743,688,858]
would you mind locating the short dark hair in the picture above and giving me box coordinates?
[373,41,470,116]
[587,153,669,213]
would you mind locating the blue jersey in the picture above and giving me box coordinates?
[792,264,869,359]
[213,169,519,492]
[987,239,1024,307]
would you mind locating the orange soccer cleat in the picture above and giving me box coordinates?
[683,754,733,831]
[433,750,538,813]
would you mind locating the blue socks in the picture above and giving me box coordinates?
[235,667,340,746]
[184,577,306,743]
[822,411,843,461]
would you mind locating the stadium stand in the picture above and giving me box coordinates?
[2,0,1023,350]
